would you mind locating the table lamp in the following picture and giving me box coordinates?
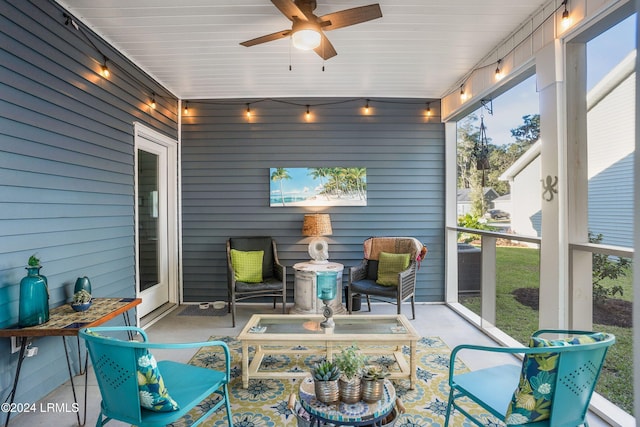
[316,270,338,329]
[302,213,333,264]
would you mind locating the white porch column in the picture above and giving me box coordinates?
[445,121,459,303]
[536,40,568,329]
[565,41,592,330]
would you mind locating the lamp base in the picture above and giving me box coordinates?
[308,237,330,263]
[320,302,334,329]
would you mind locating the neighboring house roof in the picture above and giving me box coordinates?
[588,51,635,111]
[493,193,511,202]
[457,187,499,203]
[498,140,542,182]
[500,50,635,183]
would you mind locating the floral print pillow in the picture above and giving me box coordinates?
[504,333,606,425]
[136,349,180,412]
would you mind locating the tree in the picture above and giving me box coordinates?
[589,232,631,304]
[510,114,540,147]
[270,168,291,206]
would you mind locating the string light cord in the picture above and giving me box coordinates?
[448,0,570,99]
[58,4,174,110]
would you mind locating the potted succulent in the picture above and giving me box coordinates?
[311,360,340,404]
[71,289,93,312]
[334,344,366,403]
[361,365,390,402]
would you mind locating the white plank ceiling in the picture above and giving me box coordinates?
[56,0,546,100]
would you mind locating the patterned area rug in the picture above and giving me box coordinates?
[169,337,491,427]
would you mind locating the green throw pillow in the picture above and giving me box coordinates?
[504,332,607,425]
[136,349,180,412]
[231,249,264,283]
[376,252,411,286]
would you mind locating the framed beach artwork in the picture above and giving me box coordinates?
[270,167,367,207]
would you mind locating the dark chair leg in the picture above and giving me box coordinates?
[347,286,352,314]
[411,296,416,320]
[273,297,276,309]
[366,295,372,312]
[231,300,236,328]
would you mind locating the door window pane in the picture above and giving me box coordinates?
[138,150,159,291]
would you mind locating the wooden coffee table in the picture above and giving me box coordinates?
[237,314,419,389]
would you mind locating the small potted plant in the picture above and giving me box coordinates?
[311,360,340,404]
[334,344,366,403]
[361,365,390,402]
[71,289,92,312]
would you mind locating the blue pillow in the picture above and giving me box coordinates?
[504,333,607,424]
[136,349,180,412]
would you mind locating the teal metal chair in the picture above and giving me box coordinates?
[444,329,615,427]
[79,326,233,427]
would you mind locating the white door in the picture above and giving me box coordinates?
[134,123,178,318]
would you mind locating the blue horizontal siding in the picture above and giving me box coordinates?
[0,1,178,418]
[181,98,445,304]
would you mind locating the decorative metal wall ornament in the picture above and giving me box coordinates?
[541,175,558,201]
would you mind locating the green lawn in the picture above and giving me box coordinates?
[459,246,633,415]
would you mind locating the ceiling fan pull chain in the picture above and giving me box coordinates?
[289,35,293,71]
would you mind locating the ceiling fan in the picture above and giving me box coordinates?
[240,0,382,60]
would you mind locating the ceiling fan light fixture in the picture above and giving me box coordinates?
[292,21,321,50]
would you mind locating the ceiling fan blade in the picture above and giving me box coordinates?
[314,33,337,60]
[240,29,291,47]
[271,0,308,21]
[320,4,382,31]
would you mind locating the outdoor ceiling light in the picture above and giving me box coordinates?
[495,60,504,81]
[561,0,572,29]
[292,21,321,51]
[101,56,110,78]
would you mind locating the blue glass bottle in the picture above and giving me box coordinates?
[18,266,49,327]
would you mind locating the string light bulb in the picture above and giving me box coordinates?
[561,0,572,29]
[100,56,110,78]
[183,101,189,115]
[495,59,504,81]
[364,99,370,114]
[246,103,251,118]
[150,94,156,109]
[305,105,311,120]
[425,102,432,117]
[460,84,467,101]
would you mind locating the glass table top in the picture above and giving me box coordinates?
[241,315,417,337]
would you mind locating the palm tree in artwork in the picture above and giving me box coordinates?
[270,168,291,206]
[347,167,367,200]
[308,167,331,200]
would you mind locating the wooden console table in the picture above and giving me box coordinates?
[0,297,141,427]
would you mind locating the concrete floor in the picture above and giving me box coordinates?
[7,302,611,427]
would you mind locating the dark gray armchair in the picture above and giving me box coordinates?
[226,236,286,327]
[347,237,426,319]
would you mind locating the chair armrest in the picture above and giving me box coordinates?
[349,260,368,283]
[80,326,232,379]
[448,343,533,386]
[532,329,599,338]
[398,262,417,297]
[274,261,285,281]
[448,332,615,386]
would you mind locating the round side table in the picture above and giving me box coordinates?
[298,377,396,426]
[289,262,347,315]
